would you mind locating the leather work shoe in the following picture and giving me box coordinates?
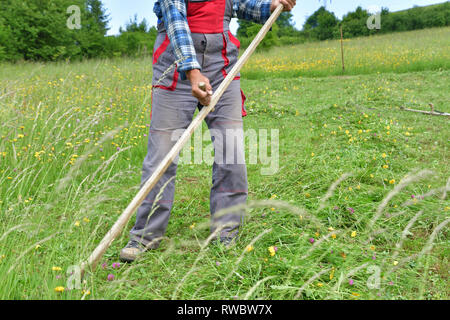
[119,240,144,262]
[119,239,159,262]
[211,233,238,248]
[219,236,237,247]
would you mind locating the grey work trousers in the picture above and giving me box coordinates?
[130,31,248,246]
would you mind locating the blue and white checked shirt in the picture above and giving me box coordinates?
[154,0,272,74]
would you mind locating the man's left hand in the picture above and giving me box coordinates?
[271,0,296,12]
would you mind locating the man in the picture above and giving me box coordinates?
[120,0,296,262]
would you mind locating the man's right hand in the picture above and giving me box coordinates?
[186,69,213,106]
[271,0,296,11]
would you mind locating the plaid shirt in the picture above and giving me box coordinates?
[154,0,272,75]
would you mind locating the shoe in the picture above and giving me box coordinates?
[119,240,145,262]
[218,233,239,247]
[220,236,236,247]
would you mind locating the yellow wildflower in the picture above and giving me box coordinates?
[268,246,277,257]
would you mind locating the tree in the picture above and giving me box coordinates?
[316,10,338,40]
[341,6,370,37]
[246,23,280,50]
[0,0,111,61]
[0,0,85,61]
[276,12,296,37]
[237,12,296,41]
[0,13,16,60]
[77,0,110,58]
[120,15,149,33]
[304,6,328,29]
[113,16,157,57]
[86,0,110,35]
[236,19,255,38]
[304,7,339,40]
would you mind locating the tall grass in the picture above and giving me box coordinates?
[242,27,450,78]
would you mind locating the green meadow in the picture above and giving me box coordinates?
[0,27,448,300]
[244,27,450,78]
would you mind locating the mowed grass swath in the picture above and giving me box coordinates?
[0,27,449,300]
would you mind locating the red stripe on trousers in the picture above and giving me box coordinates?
[153,35,170,65]
[153,67,179,91]
[221,34,246,117]
[227,31,241,49]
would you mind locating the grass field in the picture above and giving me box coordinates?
[0,27,449,300]
[244,27,450,78]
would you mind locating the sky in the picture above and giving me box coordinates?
[103,0,447,35]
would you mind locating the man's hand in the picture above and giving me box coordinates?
[186,69,213,106]
[271,0,296,12]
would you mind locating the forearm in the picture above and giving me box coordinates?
[159,0,201,74]
[236,0,272,24]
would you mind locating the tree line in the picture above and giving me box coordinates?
[0,0,156,62]
[238,2,450,48]
[0,0,449,63]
